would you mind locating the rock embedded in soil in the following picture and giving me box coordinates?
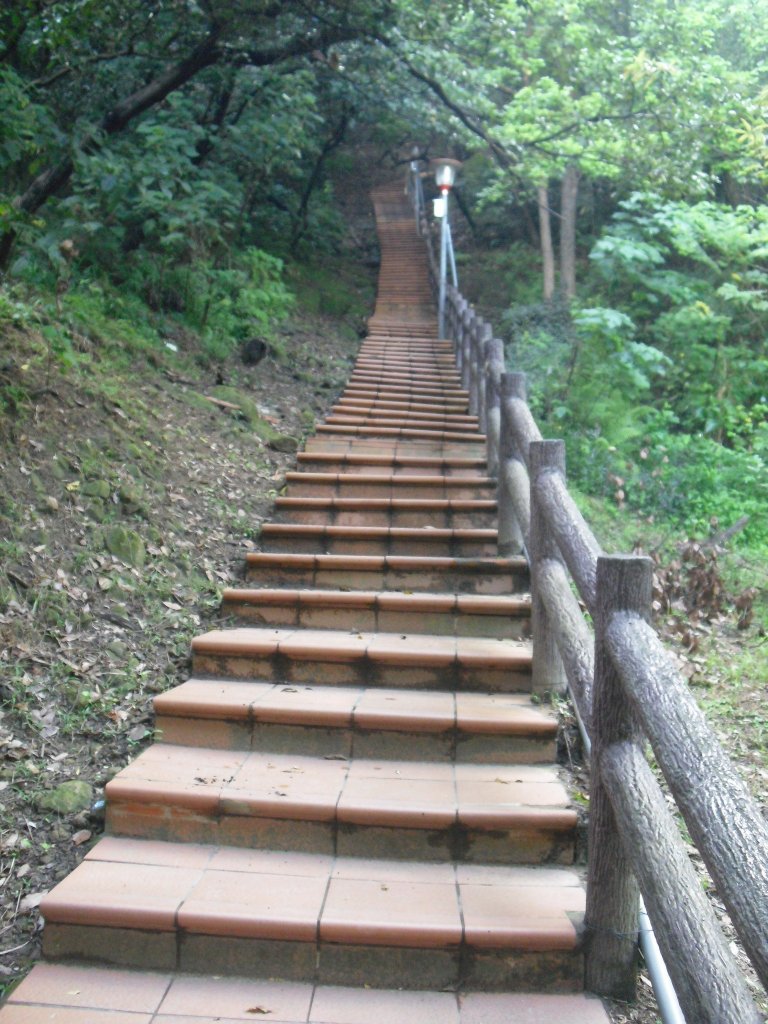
[268,433,299,453]
[104,524,146,567]
[82,479,111,499]
[34,780,94,815]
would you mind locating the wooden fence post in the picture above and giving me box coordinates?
[497,372,527,555]
[585,555,650,999]
[529,441,568,698]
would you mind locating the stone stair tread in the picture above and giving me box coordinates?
[191,628,531,668]
[40,836,583,950]
[3,962,613,1022]
[154,679,553,736]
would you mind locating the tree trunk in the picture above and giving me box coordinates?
[537,184,555,302]
[290,111,349,252]
[560,164,579,301]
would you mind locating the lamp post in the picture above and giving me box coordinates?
[431,158,461,338]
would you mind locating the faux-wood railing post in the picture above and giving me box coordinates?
[485,337,504,477]
[455,296,467,374]
[585,555,649,999]
[461,305,473,391]
[479,327,495,432]
[447,286,458,345]
[529,441,568,698]
[468,319,484,418]
[497,372,527,555]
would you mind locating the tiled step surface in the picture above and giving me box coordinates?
[296,452,487,475]
[103,748,576,862]
[3,962,612,1023]
[244,552,529,593]
[221,587,529,638]
[1,181,610,1024]
[40,837,583,988]
[272,496,498,529]
[153,681,556,762]
[284,471,496,498]
[259,523,499,557]
[190,627,533,692]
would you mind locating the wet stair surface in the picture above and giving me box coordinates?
[2,184,610,1022]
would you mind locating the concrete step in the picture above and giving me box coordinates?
[4,962,612,1023]
[221,588,529,639]
[154,680,554,763]
[40,838,584,991]
[244,552,529,594]
[271,496,498,529]
[259,523,498,557]
[190,627,532,692]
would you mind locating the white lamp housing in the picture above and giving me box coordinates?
[432,158,462,192]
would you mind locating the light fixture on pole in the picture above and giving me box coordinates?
[431,158,461,338]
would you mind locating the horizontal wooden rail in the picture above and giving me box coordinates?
[602,740,763,1023]
[410,167,768,1022]
[607,611,768,993]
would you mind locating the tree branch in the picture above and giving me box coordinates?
[31,47,137,88]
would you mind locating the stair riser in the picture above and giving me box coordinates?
[259,534,498,558]
[273,509,498,529]
[43,924,583,993]
[245,564,527,594]
[155,716,555,764]
[191,653,531,693]
[222,599,527,640]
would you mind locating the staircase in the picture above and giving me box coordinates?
[1,183,611,1022]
